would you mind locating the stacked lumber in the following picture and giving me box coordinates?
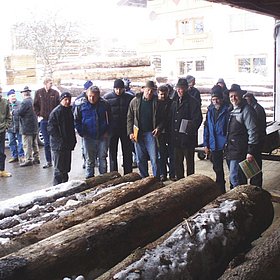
[98,185,273,280]
[0,174,222,280]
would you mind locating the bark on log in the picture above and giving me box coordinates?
[219,225,280,280]
[102,185,273,280]
[55,57,151,71]
[0,172,120,220]
[0,174,221,280]
[0,175,158,257]
[0,173,141,243]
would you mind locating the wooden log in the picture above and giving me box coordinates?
[0,175,158,257]
[101,185,273,280]
[0,174,222,280]
[0,172,120,220]
[219,225,280,280]
[0,173,141,243]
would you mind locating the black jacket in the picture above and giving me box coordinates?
[18,97,38,135]
[48,105,77,151]
[103,91,133,135]
[169,93,203,149]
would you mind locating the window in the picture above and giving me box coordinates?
[179,17,204,35]
[230,13,259,32]
[237,57,267,75]
[179,61,185,75]
[195,60,204,71]
[178,59,204,75]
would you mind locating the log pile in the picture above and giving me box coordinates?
[0,174,222,280]
[98,185,274,280]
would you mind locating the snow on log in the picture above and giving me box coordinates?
[0,175,159,257]
[0,174,221,280]
[0,171,120,219]
[105,185,273,280]
[219,225,280,280]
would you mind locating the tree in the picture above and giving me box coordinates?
[12,13,82,77]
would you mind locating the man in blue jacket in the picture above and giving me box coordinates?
[204,85,229,193]
[74,85,111,179]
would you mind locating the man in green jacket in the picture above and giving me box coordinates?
[0,86,12,177]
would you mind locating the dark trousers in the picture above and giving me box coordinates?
[174,147,195,179]
[52,150,72,186]
[109,133,132,174]
[40,120,52,163]
[0,132,6,171]
[250,151,263,187]
[211,150,226,193]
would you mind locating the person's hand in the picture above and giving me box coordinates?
[130,133,136,142]
[246,153,254,162]
[152,128,159,137]
[204,147,210,155]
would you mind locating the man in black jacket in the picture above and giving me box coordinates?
[169,78,203,179]
[104,79,134,174]
[47,92,77,185]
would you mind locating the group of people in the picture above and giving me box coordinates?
[0,75,266,191]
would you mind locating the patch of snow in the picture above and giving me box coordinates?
[0,237,10,245]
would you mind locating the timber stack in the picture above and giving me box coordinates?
[0,173,277,280]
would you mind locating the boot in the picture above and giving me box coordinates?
[0,170,12,177]
[20,160,33,167]
[8,157,18,163]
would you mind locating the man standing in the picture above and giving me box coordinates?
[48,92,77,185]
[186,75,202,105]
[127,80,164,179]
[204,85,229,193]
[74,85,111,179]
[6,89,25,163]
[104,79,133,174]
[169,78,202,179]
[243,92,266,187]
[0,86,12,177]
[34,77,60,168]
[18,86,40,167]
[225,84,259,188]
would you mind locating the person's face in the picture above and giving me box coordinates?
[114,87,124,96]
[217,82,224,89]
[229,91,242,107]
[176,86,186,97]
[143,87,154,100]
[188,80,195,87]
[45,80,53,91]
[87,91,99,104]
[61,97,71,107]
[244,96,253,105]
[211,96,222,109]
[157,90,167,101]
[8,93,17,103]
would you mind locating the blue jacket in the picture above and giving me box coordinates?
[74,97,111,140]
[203,104,229,151]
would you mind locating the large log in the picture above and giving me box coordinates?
[219,225,280,280]
[102,185,273,280]
[0,174,222,280]
[0,171,120,219]
[0,172,141,246]
[0,176,159,257]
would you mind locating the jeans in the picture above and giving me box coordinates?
[174,147,195,179]
[83,136,109,179]
[227,159,247,188]
[40,120,52,163]
[7,132,24,159]
[109,133,132,175]
[0,132,6,171]
[211,150,226,193]
[134,132,160,178]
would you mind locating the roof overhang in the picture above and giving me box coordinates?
[207,0,280,19]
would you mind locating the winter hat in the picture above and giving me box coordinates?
[7,89,15,96]
[59,92,72,102]
[217,78,225,85]
[176,78,188,88]
[20,86,31,93]
[145,80,156,89]
[114,79,125,89]
[210,85,223,99]
[228,84,247,96]
[84,80,93,90]
[186,75,195,83]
